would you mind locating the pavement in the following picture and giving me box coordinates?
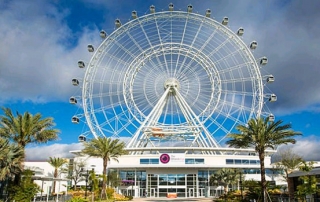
[131,197,214,202]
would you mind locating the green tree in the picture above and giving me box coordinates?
[89,169,99,201]
[67,159,86,190]
[0,107,59,148]
[226,117,301,202]
[0,138,24,181]
[48,157,67,194]
[274,148,304,200]
[209,168,240,195]
[296,161,318,202]
[0,107,59,184]
[82,137,127,199]
[8,169,40,201]
[107,170,121,188]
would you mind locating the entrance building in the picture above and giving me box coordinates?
[104,150,282,198]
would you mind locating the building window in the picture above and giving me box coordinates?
[140,158,159,164]
[226,159,260,165]
[185,158,204,164]
[140,159,149,164]
[150,159,159,164]
[226,159,234,164]
[235,159,242,164]
[195,159,204,164]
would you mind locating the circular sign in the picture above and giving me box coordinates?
[160,154,170,164]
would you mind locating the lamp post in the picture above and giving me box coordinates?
[83,166,95,199]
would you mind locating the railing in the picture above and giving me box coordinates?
[32,194,72,202]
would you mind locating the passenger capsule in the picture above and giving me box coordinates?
[268,114,275,122]
[169,3,174,11]
[237,27,244,36]
[100,30,107,39]
[71,116,80,124]
[260,57,268,65]
[78,61,85,68]
[222,17,228,25]
[269,94,277,102]
[205,9,211,17]
[72,79,79,86]
[266,75,275,83]
[187,5,193,13]
[87,45,94,52]
[78,135,86,142]
[150,5,155,13]
[69,97,77,104]
[250,41,258,49]
[115,19,121,28]
[132,11,137,19]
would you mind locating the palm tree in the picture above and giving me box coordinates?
[82,137,127,199]
[274,149,303,200]
[48,157,67,194]
[0,138,24,181]
[210,168,240,195]
[226,117,301,202]
[0,107,59,148]
[0,107,59,185]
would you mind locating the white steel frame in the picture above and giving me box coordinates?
[76,7,273,154]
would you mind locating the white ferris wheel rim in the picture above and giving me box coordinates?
[80,9,265,144]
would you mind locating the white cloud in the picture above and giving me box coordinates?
[276,135,320,161]
[25,143,84,161]
[0,0,320,115]
[25,135,320,162]
[0,0,100,104]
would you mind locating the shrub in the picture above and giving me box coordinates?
[8,170,40,201]
[106,187,115,199]
[66,196,88,202]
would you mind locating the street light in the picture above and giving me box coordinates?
[82,167,95,199]
[235,169,244,201]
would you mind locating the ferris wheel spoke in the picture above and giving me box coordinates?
[174,13,190,76]
[136,18,168,77]
[206,37,232,59]
[220,77,256,84]
[216,98,254,119]
[213,49,247,67]
[176,24,205,76]
[153,14,171,75]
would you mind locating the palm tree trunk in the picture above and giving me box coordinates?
[14,149,26,186]
[101,158,108,199]
[259,151,267,202]
[52,169,58,194]
[287,176,294,201]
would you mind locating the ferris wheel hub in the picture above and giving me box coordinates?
[164,78,180,92]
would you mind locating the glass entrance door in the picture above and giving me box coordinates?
[188,188,194,197]
[150,188,156,197]
[199,188,205,197]
[139,188,146,197]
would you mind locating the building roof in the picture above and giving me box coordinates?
[288,167,320,178]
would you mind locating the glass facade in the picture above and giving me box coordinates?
[226,159,260,165]
[147,173,197,197]
[114,167,277,198]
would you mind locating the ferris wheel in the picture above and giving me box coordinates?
[70,4,276,152]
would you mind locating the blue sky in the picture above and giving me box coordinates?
[1,0,320,160]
